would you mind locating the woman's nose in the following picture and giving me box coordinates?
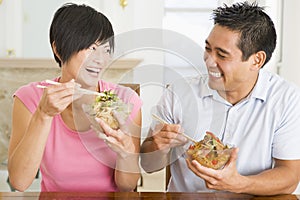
[93,59,103,66]
[89,50,106,65]
[94,46,106,57]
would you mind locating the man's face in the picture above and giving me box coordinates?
[204,25,257,98]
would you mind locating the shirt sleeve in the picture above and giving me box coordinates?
[13,82,43,114]
[149,84,182,137]
[273,87,300,160]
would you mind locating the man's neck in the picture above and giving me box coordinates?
[218,76,259,105]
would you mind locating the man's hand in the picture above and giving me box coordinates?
[151,123,188,154]
[140,122,188,173]
[186,147,246,193]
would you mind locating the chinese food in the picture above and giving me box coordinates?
[186,131,232,169]
[89,90,130,130]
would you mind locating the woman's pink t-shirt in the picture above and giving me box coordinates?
[14,78,142,192]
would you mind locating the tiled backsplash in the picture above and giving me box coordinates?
[0,58,140,165]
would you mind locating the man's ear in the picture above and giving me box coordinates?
[251,51,266,71]
[52,41,61,61]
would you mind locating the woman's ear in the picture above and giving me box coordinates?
[52,41,61,61]
[251,51,266,71]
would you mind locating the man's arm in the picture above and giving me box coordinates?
[240,159,300,195]
[140,136,170,173]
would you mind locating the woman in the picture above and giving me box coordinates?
[8,3,142,192]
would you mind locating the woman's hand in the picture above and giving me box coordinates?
[38,80,78,117]
[94,111,139,159]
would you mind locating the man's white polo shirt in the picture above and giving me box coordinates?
[152,69,300,192]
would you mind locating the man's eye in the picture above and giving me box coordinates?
[217,53,226,58]
[205,47,211,52]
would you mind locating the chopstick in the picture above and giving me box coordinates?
[45,79,61,85]
[151,114,197,143]
[37,79,106,96]
[76,87,106,96]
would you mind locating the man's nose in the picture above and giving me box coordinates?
[205,54,217,67]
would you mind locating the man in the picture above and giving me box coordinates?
[141,1,300,195]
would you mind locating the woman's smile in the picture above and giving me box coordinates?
[85,66,102,77]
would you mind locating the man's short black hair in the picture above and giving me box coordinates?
[212,1,277,67]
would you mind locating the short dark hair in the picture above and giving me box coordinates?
[49,3,114,67]
[212,1,276,67]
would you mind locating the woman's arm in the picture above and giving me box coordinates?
[8,81,77,191]
[8,97,53,191]
[97,110,142,191]
[115,110,142,191]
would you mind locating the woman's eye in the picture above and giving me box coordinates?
[88,44,98,51]
[89,46,97,51]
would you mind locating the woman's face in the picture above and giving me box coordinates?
[62,41,112,89]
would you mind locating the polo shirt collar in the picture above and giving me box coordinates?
[197,76,212,98]
[197,77,229,104]
[249,69,271,102]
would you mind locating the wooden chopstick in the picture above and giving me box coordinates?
[36,85,47,89]
[151,114,197,143]
[76,88,106,96]
[45,79,60,85]
[37,80,105,96]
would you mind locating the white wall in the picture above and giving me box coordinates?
[280,0,300,86]
[0,2,4,56]
[22,0,102,58]
[22,0,68,58]
[0,0,22,57]
[0,0,164,58]
[262,0,283,74]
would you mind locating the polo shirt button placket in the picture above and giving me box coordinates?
[223,106,236,143]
